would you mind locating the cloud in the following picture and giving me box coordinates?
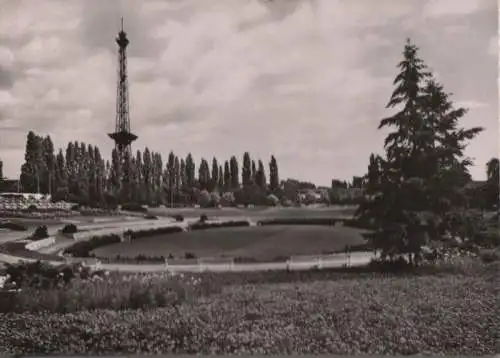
[0,0,496,186]
[422,0,485,18]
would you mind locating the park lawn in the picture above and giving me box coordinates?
[92,225,367,260]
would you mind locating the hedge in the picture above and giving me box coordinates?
[257,218,339,226]
[190,220,250,231]
[121,203,148,213]
[0,221,28,231]
[124,226,184,240]
[63,234,121,258]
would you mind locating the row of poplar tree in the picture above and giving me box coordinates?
[17,131,280,207]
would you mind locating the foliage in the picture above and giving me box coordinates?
[0,221,28,231]
[221,192,235,206]
[198,190,211,208]
[266,194,279,206]
[484,157,499,210]
[144,214,158,220]
[258,218,339,226]
[1,261,93,292]
[172,214,184,222]
[356,39,484,264]
[61,223,77,234]
[31,225,49,240]
[189,220,250,231]
[124,226,184,240]
[210,192,221,207]
[121,203,147,213]
[0,265,496,354]
[63,234,121,257]
[17,131,281,208]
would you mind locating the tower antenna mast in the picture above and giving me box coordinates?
[108,17,138,166]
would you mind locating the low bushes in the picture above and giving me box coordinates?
[258,218,339,226]
[144,214,158,220]
[124,226,184,240]
[0,221,27,231]
[64,234,121,258]
[479,248,500,263]
[190,220,250,231]
[61,223,77,234]
[30,225,49,240]
[1,261,93,292]
[339,218,375,229]
[121,203,148,213]
[172,214,184,222]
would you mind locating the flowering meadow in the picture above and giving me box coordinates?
[0,259,497,355]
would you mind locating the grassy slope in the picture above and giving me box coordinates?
[92,225,367,260]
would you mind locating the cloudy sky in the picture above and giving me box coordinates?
[0,0,497,186]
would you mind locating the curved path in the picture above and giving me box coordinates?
[0,216,374,272]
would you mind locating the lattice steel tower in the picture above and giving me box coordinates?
[108,18,137,159]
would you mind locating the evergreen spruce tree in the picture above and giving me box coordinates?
[357,39,483,264]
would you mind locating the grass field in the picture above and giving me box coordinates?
[92,225,367,261]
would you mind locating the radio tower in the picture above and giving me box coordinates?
[108,18,137,160]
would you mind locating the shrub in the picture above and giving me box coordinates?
[342,218,375,230]
[1,261,92,292]
[210,192,221,207]
[64,234,121,257]
[26,204,38,212]
[61,223,77,234]
[185,252,196,259]
[121,203,148,213]
[31,225,49,240]
[190,220,250,231]
[0,221,28,231]
[221,192,235,206]
[257,218,339,226]
[479,248,500,263]
[125,226,184,240]
[198,190,211,208]
[199,214,208,223]
[172,214,184,222]
[267,194,280,206]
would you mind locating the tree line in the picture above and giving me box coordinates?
[12,131,281,207]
